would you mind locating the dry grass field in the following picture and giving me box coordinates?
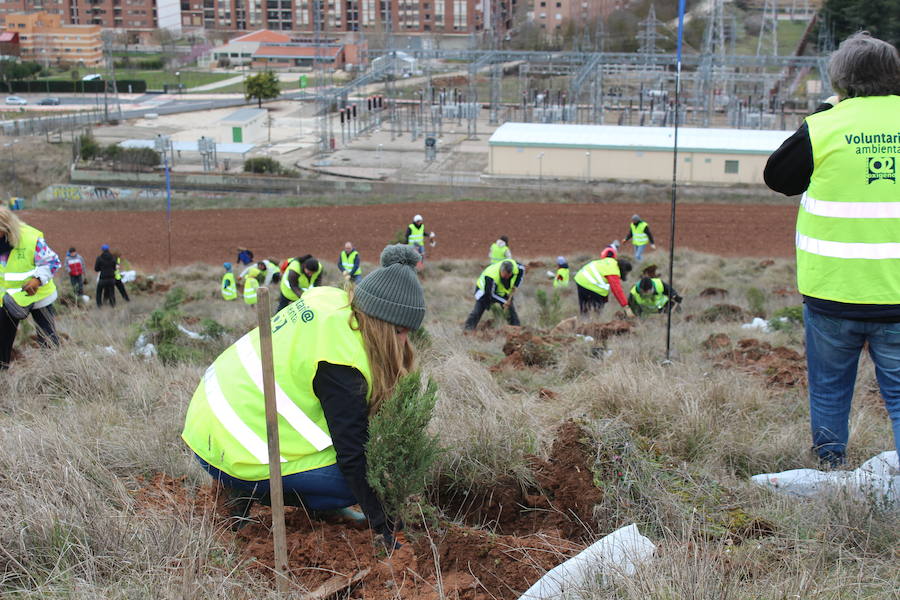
[1,250,897,599]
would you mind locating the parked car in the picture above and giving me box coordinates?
[37,97,60,106]
[81,74,102,81]
[5,96,27,105]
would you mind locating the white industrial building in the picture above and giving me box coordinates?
[487,123,793,185]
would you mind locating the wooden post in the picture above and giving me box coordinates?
[256,286,290,593]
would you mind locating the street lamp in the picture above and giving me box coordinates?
[585,151,591,182]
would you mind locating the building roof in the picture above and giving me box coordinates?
[0,32,19,43]
[488,123,793,155]
[253,45,341,58]
[231,30,292,44]
[220,107,267,124]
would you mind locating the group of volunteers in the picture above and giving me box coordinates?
[3,32,899,560]
[463,213,678,330]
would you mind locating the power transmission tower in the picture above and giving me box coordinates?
[102,30,122,122]
[696,0,728,126]
[757,0,779,56]
[637,4,663,59]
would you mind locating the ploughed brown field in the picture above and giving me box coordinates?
[21,201,796,268]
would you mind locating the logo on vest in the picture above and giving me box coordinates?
[301,309,314,323]
[867,156,896,184]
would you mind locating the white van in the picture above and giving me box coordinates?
[81,73,103,81]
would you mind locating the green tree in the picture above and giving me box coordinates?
[244,71,280,108]
[824,0,900,48]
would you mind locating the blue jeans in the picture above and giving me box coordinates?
[804,306,900,462]
[195,455,356,511]
[634,244,646,262]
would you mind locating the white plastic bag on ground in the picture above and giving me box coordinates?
[741,317,771,332]
[517,524,656,600]
[132,333,157,358]
[120,270,137,283]
[751,451,899,504]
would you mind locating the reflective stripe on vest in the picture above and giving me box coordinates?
[340,250,360,275]
[0,224,56,308]
[221,273,237,300]
[630,278,668,309]
[243,277,259,304]
[489,243,509,263]
[573,258,619,297]
[476,261,519,298]
[182,287,371,481]
[797,96,900,304]
[408,223,425,245]
[553,267,569,288]
[631,221,649,246]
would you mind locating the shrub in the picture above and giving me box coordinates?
[217,56,232,68]
[769,305,804,332]
[535,288,563,328]
[745,287,766,317]
[243,157,283,174]
[78,132,101,161]
[366,372,441,528]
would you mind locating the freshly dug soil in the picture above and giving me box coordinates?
[134,422,604,599]
[713,337,806,387]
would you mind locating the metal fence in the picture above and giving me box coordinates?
[0,109,111,137]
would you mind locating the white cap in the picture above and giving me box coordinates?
[413,214,423,223]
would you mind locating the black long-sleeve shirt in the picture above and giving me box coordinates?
[764,101,900,322]
[94,251,117,280]
[312,362,393,536]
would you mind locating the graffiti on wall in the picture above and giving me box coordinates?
[45,185,167,202]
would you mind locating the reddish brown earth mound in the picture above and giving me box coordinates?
[713,337,806,387]
[437,422,604,541]
[134,422,604,599]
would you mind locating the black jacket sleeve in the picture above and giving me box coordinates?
[764,102,833,196]
[287,269,302,296]
[313,362,393,536]
[645,225,655,245]
[512,264,525,289]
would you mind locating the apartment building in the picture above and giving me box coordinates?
[531,0,620,35]
[3,11,102,65]
[183,0,514,36]
[0,0,180,31]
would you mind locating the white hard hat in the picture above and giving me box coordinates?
[413,214,423,222]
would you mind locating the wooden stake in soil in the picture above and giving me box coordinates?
[256,286,290,593]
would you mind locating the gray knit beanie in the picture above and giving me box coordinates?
[353,244,425,330]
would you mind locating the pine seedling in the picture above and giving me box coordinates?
[366,372,441,529]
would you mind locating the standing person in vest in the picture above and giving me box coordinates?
[278,254,323,312]
[463,259,525,330]
[112,250,130,302]
[628,276,681,318]
[182,245,425,549]
[94,244,118,308]
[64,247,87,301]
[0,207,61,369]
[338,241,362,284]
[624,215,656,263]
[405,214,435,269]
[764,32,900,466]
[488,236,512,264]
[221,263,237,301]
[573,245,633,317]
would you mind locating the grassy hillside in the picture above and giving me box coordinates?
[1,250,896,598]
